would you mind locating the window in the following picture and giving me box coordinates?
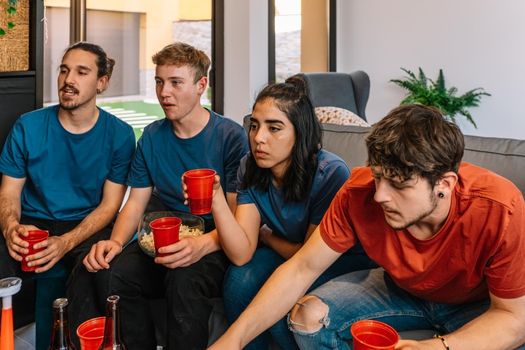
[269,0,336,83]
[43,0,222,138]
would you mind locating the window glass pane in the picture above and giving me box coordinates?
[43,1,70,103]
[43,1,212,140]
[274,0,301,82]
[273,0,330,82]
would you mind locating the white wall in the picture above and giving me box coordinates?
[224,0,268,124]
[338,0,525,139]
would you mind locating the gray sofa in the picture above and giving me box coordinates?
[206,122,525,348]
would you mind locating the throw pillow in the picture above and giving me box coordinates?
[315,106,370,127]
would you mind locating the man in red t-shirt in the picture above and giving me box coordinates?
[209,104,525,350]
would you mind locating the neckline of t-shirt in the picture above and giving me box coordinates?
[169,108,214,142]
[52,105,104,138]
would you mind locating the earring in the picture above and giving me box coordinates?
[438,192,445,198]
[97,88,102,94]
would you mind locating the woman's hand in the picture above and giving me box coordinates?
[181,174,222,206]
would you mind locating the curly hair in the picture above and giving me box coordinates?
[366,104,464,185]
[242,75,322,202]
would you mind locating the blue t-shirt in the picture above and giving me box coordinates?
[127,110,249,217]
[237,149,350,243]
[0,105,136,221]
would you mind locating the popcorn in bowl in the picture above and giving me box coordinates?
[137,211,205,257]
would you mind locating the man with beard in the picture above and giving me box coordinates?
[209,104,525,350]
[0,41,135,346]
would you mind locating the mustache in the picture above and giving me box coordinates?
[60,84,79,94]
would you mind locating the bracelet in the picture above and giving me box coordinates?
[433,334,450,350]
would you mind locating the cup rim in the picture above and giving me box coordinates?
[351,319,399,348]
[149,216,182,230]
[183,168,216,179]
[76,316,106,340]
[24,230,49,241]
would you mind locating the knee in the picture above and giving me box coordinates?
[289,295,329,333]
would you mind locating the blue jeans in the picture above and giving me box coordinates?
[223,246,377,350]
[290,268,502,350]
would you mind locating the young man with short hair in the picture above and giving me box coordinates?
[0,41,135,346]
[74,42,248,350]
[210,104,525,350]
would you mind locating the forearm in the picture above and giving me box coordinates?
[199,229,221,255]
[60,202,120,251]
[0,194,21,237]
[225,258,317,346]
[433,307,525,350]
[212,193,256,264]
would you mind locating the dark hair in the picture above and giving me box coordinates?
[366,104,464,185]
[152,42,210,83]
[243,75,322,202]
[64,41,115,79]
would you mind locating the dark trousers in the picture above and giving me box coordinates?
[0,216,111,277]
[0,216,112,349]
[93,242,229,350]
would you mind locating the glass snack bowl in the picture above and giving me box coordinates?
[137,211,205,257]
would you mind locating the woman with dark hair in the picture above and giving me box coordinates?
[201,77,375,349]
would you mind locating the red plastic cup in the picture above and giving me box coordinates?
[149,216,182,257]
[76,316,105,350]
[183,169,216,215]
[20,229,49,272]
[351,320,399,350]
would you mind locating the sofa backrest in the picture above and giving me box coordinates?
[321,123,525,194]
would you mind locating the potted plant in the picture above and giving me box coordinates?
[390,67,490,128]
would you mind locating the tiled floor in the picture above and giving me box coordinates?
[15,323,35,350]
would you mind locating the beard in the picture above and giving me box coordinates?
[59,101,81,110]
[387,191,439,231]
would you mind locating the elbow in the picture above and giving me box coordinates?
[226,251,254,267]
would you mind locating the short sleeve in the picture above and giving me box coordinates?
[223,125,249,193]
[319,179,358,253]
[0,120,27,179]
[235,156,254,205]
[485,194,525,299]
[127,136,153,188]
[107,125,136,184]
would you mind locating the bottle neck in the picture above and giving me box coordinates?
[101,297,125,349]
[49,307,74,349]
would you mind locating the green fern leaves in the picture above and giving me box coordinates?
[390,67,490,128]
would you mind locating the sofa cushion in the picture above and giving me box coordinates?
[463,135,525,194]
[320,123,525,194]
[315,107,370,127]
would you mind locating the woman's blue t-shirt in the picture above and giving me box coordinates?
[236,149,350,243]
[127,110,249,217]
[0,105,136,221]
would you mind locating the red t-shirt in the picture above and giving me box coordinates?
[320,162,525,304]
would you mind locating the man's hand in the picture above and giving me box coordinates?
[156,235,208,269]
[28,235,71,273]
[83,239,123,272]
[4,224,40,261]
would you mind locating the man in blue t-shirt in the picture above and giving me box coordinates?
[79,42,248,350]
[0,41,135,342]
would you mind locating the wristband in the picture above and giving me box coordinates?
[433,334,450,350]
